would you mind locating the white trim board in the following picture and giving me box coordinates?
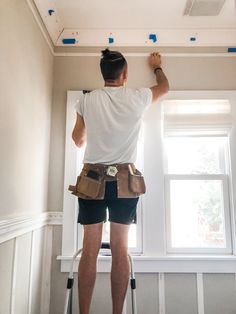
[25,1,236,54]
[54,52,236,57]
[158,273,166,314]
[27,230,35,314]
[40,226,53,314]
[197,273,205,314]
[0,212,62,244]
[58,254,236,273]
[10,238,18,314]
[57,28,236,47]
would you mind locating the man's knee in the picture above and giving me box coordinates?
[110,222,129,245]
[81,223,103,257]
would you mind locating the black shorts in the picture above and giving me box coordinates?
[78,181,139,225]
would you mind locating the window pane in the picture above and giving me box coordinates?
[169,180,226,248]
[165,137,225,174]
[102,222,137,248]
[163,99,231,115]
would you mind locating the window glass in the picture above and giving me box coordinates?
[165,137,226,174]
[102,220,137,248]
[169,179,226,248]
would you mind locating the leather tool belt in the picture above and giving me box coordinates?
[68,163,146,200]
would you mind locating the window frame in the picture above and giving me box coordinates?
[163,133,232,254]
[60,90,236,273]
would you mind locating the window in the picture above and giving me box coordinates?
[164,136,231,253]
[163,99,233,254]
[61,91,236,272]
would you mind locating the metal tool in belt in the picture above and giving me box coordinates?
[106,166,118,177]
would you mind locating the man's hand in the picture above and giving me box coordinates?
[149,52,162,70]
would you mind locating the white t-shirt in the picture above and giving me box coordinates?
[75,87,152,164]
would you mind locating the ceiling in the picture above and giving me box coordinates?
[55,0,236,29]
[32,0,236,47]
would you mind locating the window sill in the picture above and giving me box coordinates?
[57,254,236,273]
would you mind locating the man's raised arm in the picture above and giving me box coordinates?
[149,52,169,103]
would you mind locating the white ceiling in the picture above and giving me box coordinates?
[33,0,236,47]
[55,0,236,29]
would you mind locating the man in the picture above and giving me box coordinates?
[72,50,169,314]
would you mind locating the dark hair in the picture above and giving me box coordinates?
[100,49,127,81]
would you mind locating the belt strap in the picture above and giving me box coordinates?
[83,163,135,171]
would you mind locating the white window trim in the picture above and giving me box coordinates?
[62,91,82,257]
[57,254,236,273]
[60,90,236,272]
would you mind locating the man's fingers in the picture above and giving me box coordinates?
[150,52,161,63]
[151,52,160,57]
[150,53,161,62]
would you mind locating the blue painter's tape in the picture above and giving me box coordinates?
[109,37,114,44]
[48,9,55,16]
[62,38,76,45]
[190,37,196,41]
[228,48,236,53]
[149,34,157,43]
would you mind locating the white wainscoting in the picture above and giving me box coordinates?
[1,213,236,314]
[0,212,62,314]
[0,212,63,245]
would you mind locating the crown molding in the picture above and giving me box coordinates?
[25,0,54,55]
[54,52,236,57]
[25,0,236,57]
[56,28,236,48]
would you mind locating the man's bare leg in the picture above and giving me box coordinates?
[110,222,130,314]
[78,222,103,314]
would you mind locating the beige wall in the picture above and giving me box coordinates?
[0,0,53,217]
[0,1,53,313]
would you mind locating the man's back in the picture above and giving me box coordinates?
[76,87,152,164]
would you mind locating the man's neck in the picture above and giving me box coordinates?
[104,80,124,87]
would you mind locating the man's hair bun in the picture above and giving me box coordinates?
[101,48,111,57]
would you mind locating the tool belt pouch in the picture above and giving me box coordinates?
[77,175,102,198]
[129,170,146,195]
